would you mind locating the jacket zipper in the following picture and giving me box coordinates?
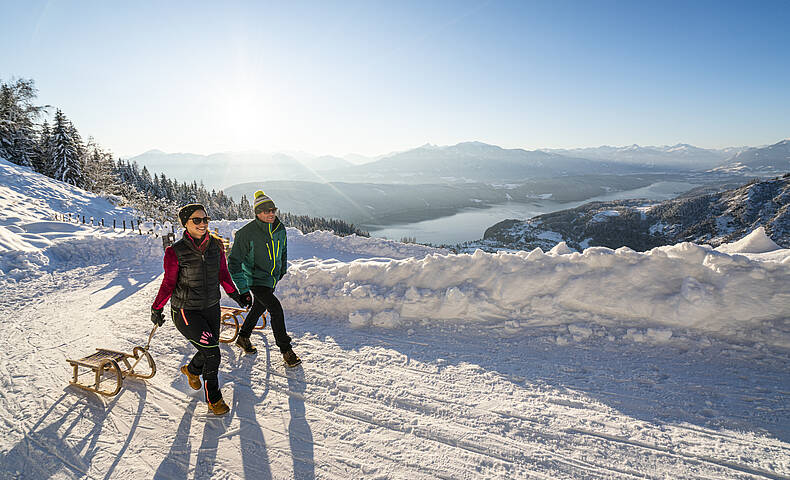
[201,253,208,310]
[268,222,279,287]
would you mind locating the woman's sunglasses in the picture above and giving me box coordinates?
[189,216,211,224]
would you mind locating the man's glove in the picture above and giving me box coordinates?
[151,307,165,326]
[229,290,253,309]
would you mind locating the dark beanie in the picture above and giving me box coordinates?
[178,203,206,227]
[254,190,276,214]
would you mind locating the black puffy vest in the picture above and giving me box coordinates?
[170,233,222,310]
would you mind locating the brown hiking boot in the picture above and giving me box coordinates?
[180,365,201,390]
[208,398,230,416]
[283,349,301,368]
[235,335,257,354]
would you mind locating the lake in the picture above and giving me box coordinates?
[366,181,699,245]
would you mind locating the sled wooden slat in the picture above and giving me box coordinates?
[67,346,156,397]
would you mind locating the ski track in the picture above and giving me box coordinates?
[1,259,789,479]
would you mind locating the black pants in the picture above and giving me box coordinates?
[239,285,292,353]
[172,303,222,403]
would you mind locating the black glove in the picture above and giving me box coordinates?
[151,307,165,326]
[229,290,252,309]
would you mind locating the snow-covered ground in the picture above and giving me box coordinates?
[1,159,790,479]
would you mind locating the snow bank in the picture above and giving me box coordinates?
[715,226,782,254]
[0,233,161,284]
[46,234,161,266]
[279,238,790,347]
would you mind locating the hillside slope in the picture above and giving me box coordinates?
[480,175,790,252]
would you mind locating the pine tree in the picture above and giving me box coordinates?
[51,109,83,186]
[68,121,86,179]
[140,165,153,193]
[82,138,116,193]
[0,78,44,166]
[35,120,53,175]
[239,194,253,217]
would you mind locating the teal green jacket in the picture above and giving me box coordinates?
[228,217,287,293]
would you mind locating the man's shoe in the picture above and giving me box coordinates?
[236,335,257,354]
[180,365,201,390]
[283,349,301,367]
[208,398,230,416]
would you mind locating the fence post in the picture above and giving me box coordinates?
[113,219,116,230]
[101,218,105,227]
[123,220,126,231]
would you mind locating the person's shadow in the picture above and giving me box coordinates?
[154,397,199,479]
[231,335,273,479]
[286,366,314,480]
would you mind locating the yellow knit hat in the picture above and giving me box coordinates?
[254,190,276,214]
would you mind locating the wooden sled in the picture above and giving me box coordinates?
[67,346,156,396]
[219,306,268,343]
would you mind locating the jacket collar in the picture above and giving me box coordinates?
[182,230,210,254]
[254,216,281,235]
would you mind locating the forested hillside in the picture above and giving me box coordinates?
[473,175,790,252]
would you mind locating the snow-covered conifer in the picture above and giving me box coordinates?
[51,109,83,187]
[0,78,44,167]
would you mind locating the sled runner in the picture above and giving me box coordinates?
[220,306,243,343]
[67,326,157,396]
[219,306,267,343]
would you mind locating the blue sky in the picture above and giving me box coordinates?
[1,0,788,157]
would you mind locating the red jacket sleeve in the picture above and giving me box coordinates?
[219,248,237,294]
[152,247,179,310]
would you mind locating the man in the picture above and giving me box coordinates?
[228,190,301,367]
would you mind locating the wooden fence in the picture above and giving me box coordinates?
[52,212,231,253]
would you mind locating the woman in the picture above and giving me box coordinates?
[151,203,245,415]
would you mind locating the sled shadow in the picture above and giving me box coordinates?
[0,385,147,479]
[288,314,790,445]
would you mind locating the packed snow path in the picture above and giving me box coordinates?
[1,255,789,479]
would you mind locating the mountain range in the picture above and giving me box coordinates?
[542,143,741,169]
[710,140,790,174]
[126,139,790,191]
